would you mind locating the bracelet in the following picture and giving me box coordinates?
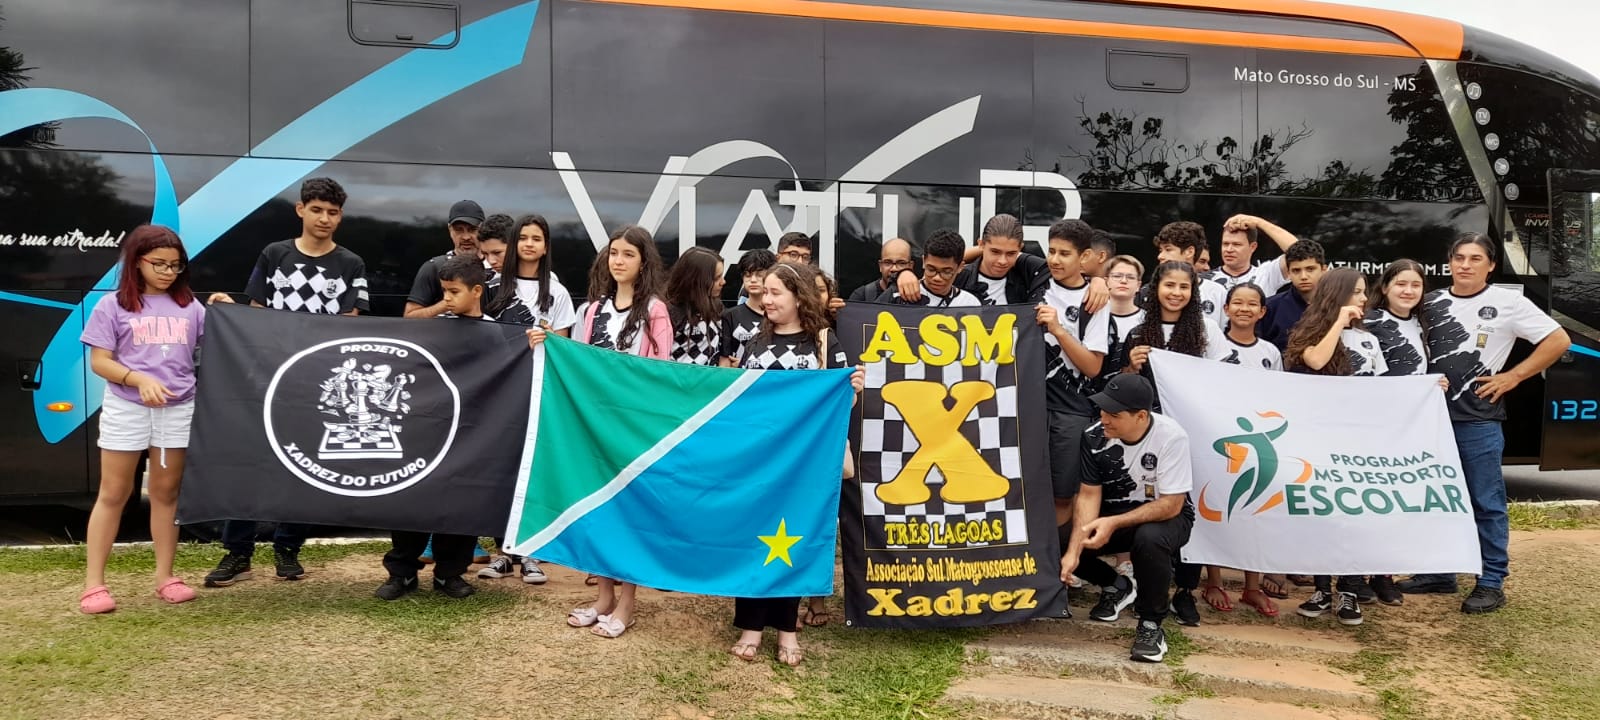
[120,369,133,386]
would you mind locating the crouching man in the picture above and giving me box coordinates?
[1061,374,1195,662]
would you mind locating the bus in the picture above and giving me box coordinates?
[2,0,1597,505]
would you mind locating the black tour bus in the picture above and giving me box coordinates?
[2,0,1598,505]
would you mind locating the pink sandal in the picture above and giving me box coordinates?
[155,578,197,605]
[79,585,116,614]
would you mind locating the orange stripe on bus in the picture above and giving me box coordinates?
[1118,0,1463,60]
[587,0,1455,59]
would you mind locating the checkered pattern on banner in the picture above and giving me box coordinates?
[858,334,1027,549]
[267,263,353,314]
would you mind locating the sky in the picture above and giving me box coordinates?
[1338,0,1600,80]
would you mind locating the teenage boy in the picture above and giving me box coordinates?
[849,238,914,302]
[896,214,1047,305]
[376,255,491,600]
[403,200,485,318]
[1257,240,1328,351]
[1146,221,1226,326]
[1203,214,1300,297]
[476,214,511,295]
[1400,234,1570,613]
[875,230,978,307]
[718,249,777,366]
[1062,374,1194,663]
[204,177,368,586]
[776,231,815,266]
[1034,220,1111,532]
[1084,230,1116,278]
[1195,246,1212,274]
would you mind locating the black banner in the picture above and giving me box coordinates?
[179,304,532,537]
[839,303,1068,628]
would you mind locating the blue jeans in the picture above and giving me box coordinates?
[221,520,308,557]
[1418,421,1508,588]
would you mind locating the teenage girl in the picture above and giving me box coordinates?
[665,246,725,366]
[529,225,671,638]
[485,213,577,335]
[78,225,205,613]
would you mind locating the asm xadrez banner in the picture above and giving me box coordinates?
[180,304,533,537]
[838,303,1069,628]
[1149,349,1481,576]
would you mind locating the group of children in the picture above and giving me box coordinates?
[76,176,1570,668]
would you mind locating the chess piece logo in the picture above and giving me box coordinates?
[264,337,460,497]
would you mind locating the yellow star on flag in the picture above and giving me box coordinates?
[758,519,803,567]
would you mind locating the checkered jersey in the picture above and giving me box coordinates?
[669,305,721,366]
[858,324,1027,550]
[719,303,764,360]
[739,330,845,370]
[245,239,368,314]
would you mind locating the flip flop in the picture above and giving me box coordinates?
[730,641,759,662]
[591,613,634,638]
[802,606,832,628]
[1260,575,1291,600]
[1203,584,1233,612]
[155,577,196,605]
[584,574,600,586]
[79,585,115,614]
[1240,589,1280,618]
[567,606,600,628]
[776,645,804,667]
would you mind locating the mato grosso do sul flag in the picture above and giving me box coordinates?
[180,303,534,537]
[1149,349,1481,576]
[503,334,856,598]
[837,303,1070,628]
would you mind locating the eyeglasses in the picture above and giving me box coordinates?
[878,259,913,269]
[779,249,812,262]
[1107,272,1140,283]
[141,258,186,274]
[924,267,959,280]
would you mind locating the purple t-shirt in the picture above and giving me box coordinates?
[81,293,205,404]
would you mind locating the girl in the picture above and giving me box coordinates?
[732,261,859,666]
[665,246,725,366]
[1284,267,1375,625]
[1202,281,1281,617]
[78,225,205,613]
[530,224,671,638]
[485,214,578,335]
[815,269,841,327]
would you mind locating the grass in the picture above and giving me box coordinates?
[758,627,981,720]
[1507,502,1600,531]
[0,539,388,575]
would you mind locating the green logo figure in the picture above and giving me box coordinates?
[1213,413,1289,518]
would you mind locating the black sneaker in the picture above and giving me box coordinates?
[1297,590,1332,618]
[1336,591,1364,626]
[1395,575,1457,594]
[274,548,305,580]
[204,553,253,587]
[477,555,514,579]
[1460,585,1506,614]
[1089,575,1136,622]
[1169,589,1200,627]
[433,575,476,599]
[1351,578,1377,605]
[1130,620,1167,663]
[1369,575,1403,606]
[374,575,418,601]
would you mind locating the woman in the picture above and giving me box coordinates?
[485,214,577,335]
[664,246,725,365]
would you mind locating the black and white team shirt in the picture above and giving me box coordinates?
[1217,335,1283,371]
[1420,285,1561,421]
[1137,281,1228,328]
[718,302,764,361]
[496,276,578,331]
[1156,319,1231,361]
[1363,308,1426,376]
[668,305,721,366]
[740,330,848,371]
[1203,260,1288,298]
[583,298,652,355]
[1043,278,1111,416]
[1079,413,1195,520]
[245,239,369,314]
[874,282,982,307]
[974,272,1008,305]
[1093,309,1145,390]
[1341,328,1389,377]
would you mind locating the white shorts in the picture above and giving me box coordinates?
[98,390,195,451]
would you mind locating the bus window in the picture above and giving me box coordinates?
[1455,63,1600,206]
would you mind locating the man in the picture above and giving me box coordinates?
[1203,214,1300,296]
[874,230,977,307]
[1062,374,1194,663]
[403,200,485,318]
[1146,221,1226,326]
[1257,240,1328,350]
[204,177,368,586]
[1400,233,1570,613]
[849,237,914,302]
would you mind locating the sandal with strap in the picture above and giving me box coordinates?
[801,606,832,628]
[1240,588,1280,617]
[155,577,196,605]
[1260,575,1291,600]
[776,645,804,667]
[730,641,759,661]
[79,585,116,614]
[1203,584,1233,612]
[584,574,600,586]
[567,606,600,628]
[591,613,635,638]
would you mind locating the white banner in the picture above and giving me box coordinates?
[1149,349,1481,576]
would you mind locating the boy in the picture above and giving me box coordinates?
[718,249,777,366]
[375,255,489,601]
[1084,230,1116,278]
[204,177,367,587]
[1035,220,1111,531]
[1258,240,1328,350]
[776,231,815,266]
[875,230,979,307]
[1147,221,1225,326]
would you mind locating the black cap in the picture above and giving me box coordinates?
[448,200,485,227]
[1090,374,1155,414]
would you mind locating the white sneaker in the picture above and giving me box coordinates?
[477,555,513,579]
[521,557,548,585]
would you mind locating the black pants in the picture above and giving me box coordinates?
[1074,513,1193,623]
[734,597,800,632]
[1314,576,1363,593]
[221,520,309,556]
[1174,559,1202,591]
[383,532,476,580]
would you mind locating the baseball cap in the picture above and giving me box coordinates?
[448,200,485,227]
[1089,374,1155,414]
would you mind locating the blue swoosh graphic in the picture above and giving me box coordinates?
[1574,344,1600,361]
[0,1,539,443]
